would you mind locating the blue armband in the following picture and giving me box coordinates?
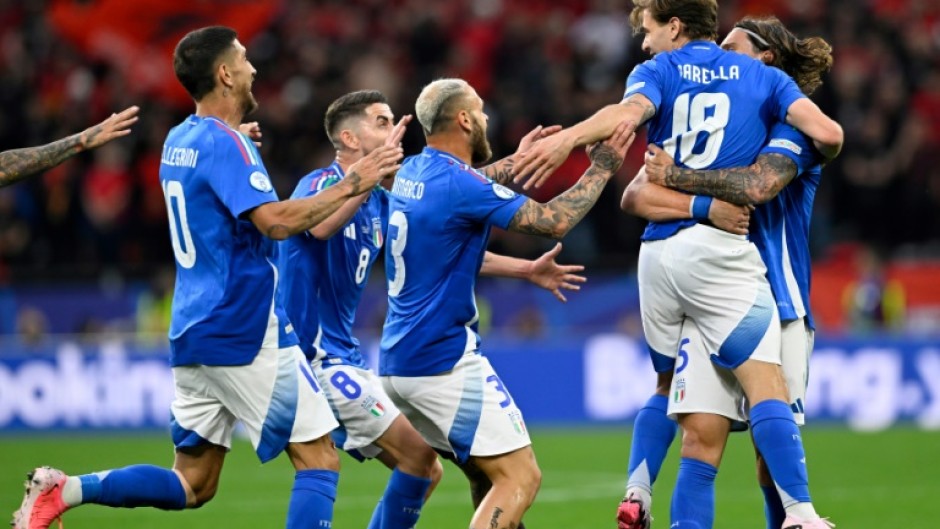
[690,196,712,221]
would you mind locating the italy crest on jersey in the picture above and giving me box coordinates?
[372,217,383,248]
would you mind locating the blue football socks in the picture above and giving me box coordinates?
[760,483,786,529]
[626,394,678,497]
[286,469,338,529]
[76,465,186,510]
[367,468,431,529]
[750,400,812,506]
[670,458,717,529]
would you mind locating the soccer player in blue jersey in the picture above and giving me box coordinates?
[379,77,635,529]
[278,89,445,529]
[279,89,586,529]
[512,1,843,528]
[12,26,403,529]
[624,17,833,529]
[0,105,139,188]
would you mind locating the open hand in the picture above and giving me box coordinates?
[586,119,636,174]
[346,145,404,194]
[80,105,139,150]
[512,131,575,190]
[528,243,586,303]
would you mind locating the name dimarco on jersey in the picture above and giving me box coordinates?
[677,64,740,84]
[391,177,425,200]
[161,146,199,168]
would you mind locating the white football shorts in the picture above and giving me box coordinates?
[381,351,531,464]
[638,223,782,371]
[668,317,813,426]
[171,345,338,463]
[314,362,401,460]
[667,317,747,422]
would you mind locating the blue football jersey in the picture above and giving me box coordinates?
[751,123,823,330]
[379,147,527,376]
[159,115,298,367]
[623,41,806,241]
[278,162,389,367]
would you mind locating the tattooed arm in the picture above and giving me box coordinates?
[512,94,653,189]
[250,145,402,240]
[507,120,635,239]
[0,105,139,188]
[480,124,562,185]
[644,145,799,206]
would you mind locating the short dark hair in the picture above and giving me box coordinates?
[323,90,388,147]
[630,0,718,42]
[735,17,833,95]
[173,26,238,102]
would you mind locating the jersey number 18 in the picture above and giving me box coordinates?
[662,92,730,169]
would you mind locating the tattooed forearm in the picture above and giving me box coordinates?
[480,156,515,185]
[622,94,656,125]
[344,170,364,195]
[663,153,798,206]
[509,145,618,238]
[0,134,83,188]
[489,507,504,529]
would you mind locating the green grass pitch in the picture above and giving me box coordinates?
[2,427,937,528]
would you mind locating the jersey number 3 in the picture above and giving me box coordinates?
[387,210,407,297]
[663,92,730,169]
[162,180,197,269]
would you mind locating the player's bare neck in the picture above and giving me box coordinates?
[427,133,472,165]
[195,94,243,130]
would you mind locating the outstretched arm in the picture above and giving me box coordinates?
[308,115,413,240]
[507,120,636,239]
[0,105,139,188]
[644,145,799,205]
[480,243,586,303]
[479,124,562,185]
[512,94,654,189]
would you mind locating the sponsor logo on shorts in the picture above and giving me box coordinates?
[360,396,386,417]
[674,378,686,403]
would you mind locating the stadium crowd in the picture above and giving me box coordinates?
[0,0,937,280]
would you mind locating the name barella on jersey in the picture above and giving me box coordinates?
[278,162,389,367]
[750,123,823,330]
[159,115,298,367]
[380,147,527,377]
[623,41,806,241]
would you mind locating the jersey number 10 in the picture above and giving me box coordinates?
[162,180,196,269]
[663,92,730,169]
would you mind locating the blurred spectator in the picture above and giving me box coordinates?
[0,0,935,339]
[135,266,173,340]
[842,246,906,333]
[15,305,48,345]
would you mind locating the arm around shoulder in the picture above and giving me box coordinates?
[785,98,843,160]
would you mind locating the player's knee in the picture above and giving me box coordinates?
[679,423,724,463]
[511,459,542,503]
[402,443,441,479]
[189,480,219,508]
[429,456,444,486]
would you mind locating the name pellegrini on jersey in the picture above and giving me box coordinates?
[676,64,740,84]
[161,146,199,168]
